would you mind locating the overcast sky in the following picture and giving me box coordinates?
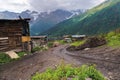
[0,0,105,13]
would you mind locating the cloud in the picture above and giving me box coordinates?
[0,0,105,12]
[28,0,106,12]
[0,0,30,12]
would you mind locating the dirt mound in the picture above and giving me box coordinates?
[68,37,106,51]
[53,41,60,47]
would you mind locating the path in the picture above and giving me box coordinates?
[0,45,120,80]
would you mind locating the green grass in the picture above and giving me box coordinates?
[71,40,86,47]
[0,53,12,65]
[47,42,54,48]
[32,46,48,52]
[17,52,27,57]
[56,40,66,44]
[32,64,105,80]
[105,31,120,47]
[0,52,29,65]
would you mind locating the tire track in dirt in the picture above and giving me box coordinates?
[0,45,120,80]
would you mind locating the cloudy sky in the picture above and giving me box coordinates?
[0,0,105,13]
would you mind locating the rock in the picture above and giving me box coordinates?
[108,72,113,75]
[67,78,72,80]
[84,48,90,51]
[105,77,110,80]
[5,51,19,59]
[24,54,27,56]
[85,78,92,80]
[105,57,109,60]
[109,76,113,79]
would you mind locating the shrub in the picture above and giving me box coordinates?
[47,42,54,48]
[56,40,66,45]
[32,46,48,52]
[17,52,27,57]
[0,53,12,65]
[31,64,105,80]
[71,40,86,47]
[106,31,120,47]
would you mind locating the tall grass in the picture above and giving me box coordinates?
[105,31,120,47]
[71,40,86,47]
[32,64,105,80]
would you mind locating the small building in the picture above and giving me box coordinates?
[31,36,48,47]
[71,35,86,41]
[0,18,31,52]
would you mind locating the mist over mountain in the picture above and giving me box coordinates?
[0,11,19,19]
[30,9,85,35]
[41,0,120,37]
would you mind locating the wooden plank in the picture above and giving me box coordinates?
[0,47,9,51]
[0,43,9,45]
[0,37,8,40]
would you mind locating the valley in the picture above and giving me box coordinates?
[0,45,120,80]
[0,0,120,80]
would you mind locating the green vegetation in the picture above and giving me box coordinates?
[56,40,66,45]
[17,52,28,57]
[106,31,120,47]
[47,42,54,48]
[32,46,48,52]
[71,40,86,47]
[42,0,120,37]
[0,51,30,65]
[0,53,12,65]
[32,64,105,80]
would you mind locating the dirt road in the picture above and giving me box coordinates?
[0,45,120,80]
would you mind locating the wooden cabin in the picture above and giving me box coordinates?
[0,18,31,52]
[31,36,48,47]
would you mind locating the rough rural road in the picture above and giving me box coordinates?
[0,45,120,80]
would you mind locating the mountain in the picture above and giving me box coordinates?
[30,9,84,36]
[19,10,39,23]
[0,9,84,36]
[0,11,19,19]
[0,10,39,23]
[41,0,120,37]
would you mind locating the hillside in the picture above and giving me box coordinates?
[41,0,120,37]
[30,9,84,36]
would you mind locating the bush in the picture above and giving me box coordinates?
[17,52,27,57]
[56,40,66,45]
[32,64,105,80]
[47,42,54,48]
[71,40,86,47]
[106,31,120,47]
[32,46,48,52]
[0,53,12,65]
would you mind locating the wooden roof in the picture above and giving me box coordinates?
[31,36,47,39]
[0,18,30,23]
[72,35,86,38]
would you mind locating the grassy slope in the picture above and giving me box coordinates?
[42,0,120,37]
[105,31,120,47]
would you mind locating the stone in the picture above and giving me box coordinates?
[85,78,92,80]
[84,48,90,51]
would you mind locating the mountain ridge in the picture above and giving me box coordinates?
[41,0,120,37]
[30,9,85,35]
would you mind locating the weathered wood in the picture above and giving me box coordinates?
[0,18,31,52]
